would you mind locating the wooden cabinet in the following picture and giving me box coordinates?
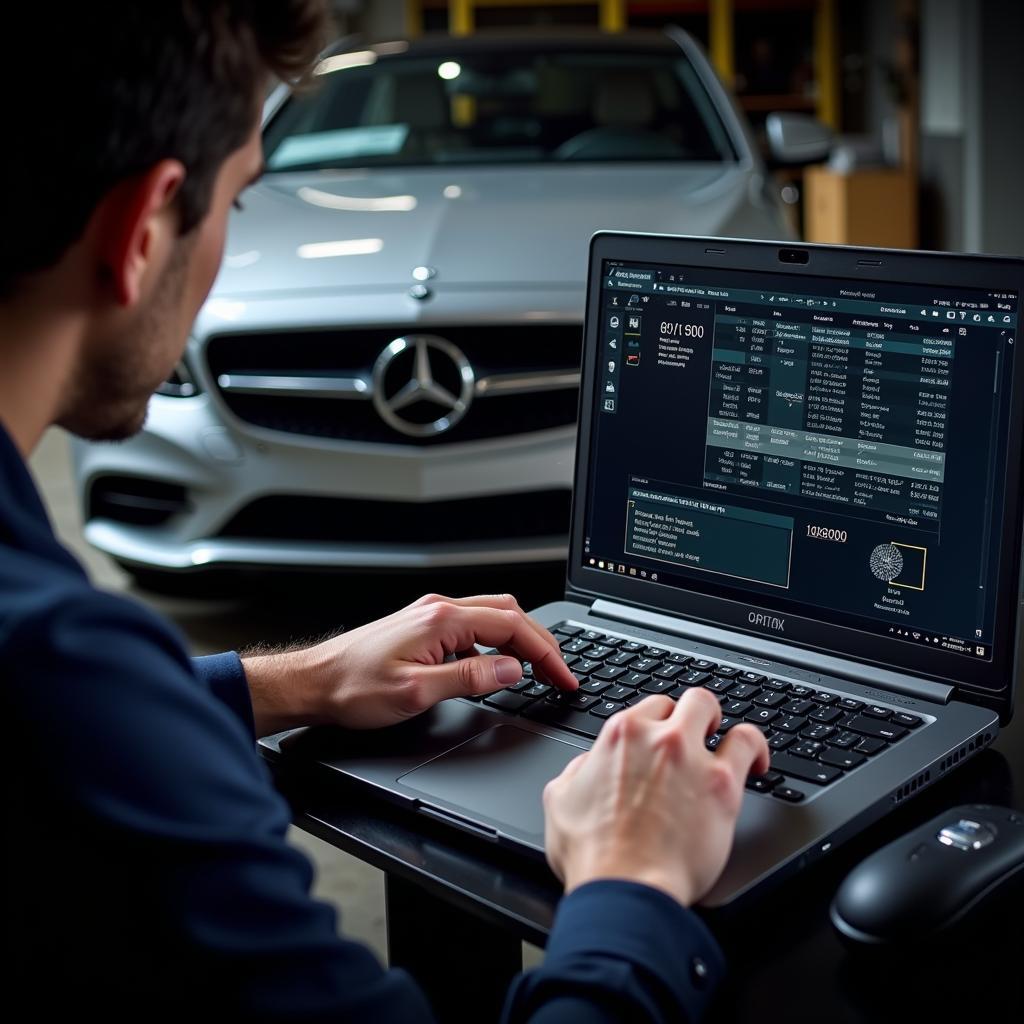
[803,166,917,249]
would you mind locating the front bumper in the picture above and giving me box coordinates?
[74,392,575,573]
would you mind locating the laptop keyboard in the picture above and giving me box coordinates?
[474,623,925,804]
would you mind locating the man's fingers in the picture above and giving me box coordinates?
[621,693,675,722]
[408,654,524,710]
[715,723,771,780]
[427,604,577,691]
[670,686,723,745]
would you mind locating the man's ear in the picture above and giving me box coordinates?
[95,160,187,307]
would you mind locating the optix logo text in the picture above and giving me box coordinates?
[749,612,785,632]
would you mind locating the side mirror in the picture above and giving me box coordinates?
[765,112,833,165]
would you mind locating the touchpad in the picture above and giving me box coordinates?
[398,725,585,839]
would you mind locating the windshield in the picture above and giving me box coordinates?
[263,47,737,171]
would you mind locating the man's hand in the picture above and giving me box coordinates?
[242,593,578,735]
[543,687,770,907]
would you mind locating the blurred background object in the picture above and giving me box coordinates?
[332,0,1024,255]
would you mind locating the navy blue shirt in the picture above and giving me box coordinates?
[2,423,724,1020]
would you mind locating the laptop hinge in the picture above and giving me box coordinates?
[590,599,955,704]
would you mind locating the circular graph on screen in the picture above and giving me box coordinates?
[869,543,904,583]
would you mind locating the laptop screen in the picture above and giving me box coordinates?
[579,252,1020,689]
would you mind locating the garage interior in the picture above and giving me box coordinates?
[26,0,1024,991]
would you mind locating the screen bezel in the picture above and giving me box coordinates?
[568,232,1024,719]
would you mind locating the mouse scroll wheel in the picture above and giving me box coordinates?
[937,818,997,851]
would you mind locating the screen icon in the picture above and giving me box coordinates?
[609,315,620,328]
[603,398,616,412]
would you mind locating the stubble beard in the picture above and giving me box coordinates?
[59,237,193,442]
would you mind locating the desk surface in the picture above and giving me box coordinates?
[266,702,1024,1023]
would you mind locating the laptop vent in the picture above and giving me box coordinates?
[937,732,993,775]
[892,770,931,805]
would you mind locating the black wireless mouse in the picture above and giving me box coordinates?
[830,804,1024,946]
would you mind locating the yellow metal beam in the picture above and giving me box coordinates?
[450,0,473,36]
[599,0,627,33]
[709,0,734,86]
[405,0,423,38]
[815,0,840,129]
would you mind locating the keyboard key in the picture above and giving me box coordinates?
[603,684,637,702]
[575,659,603,675]
[622,671,651,688]
[752,691,788,709]
[593,664,628,682]
[681,670,712,687]
[839,698,865,712]
[728,683,760,700]
[591,700,627,719]
[606,650,636,666]
[715,666,740,678]
[863,704,893,719]
[666,652,691,665]
[508,678,535,693]
[706,677,734,694]
[773,715,808,733]
[770,753,843,786]
[586,645,615,661]
[691,659,718,672]
[653,663,685,680]
[842,716,908,742]
[788,684,814,698]
[790,740,824,759]
[717,715,743,732]
[642,647,667,658]
[784,699,815,716]
[739,671,766,685]
[620,641,646,653]
[746,771,784,793]
[801,723,835,741]
[580,678,612,696]
[893,713,923,728]
[765,679,790,692]
[706,734,723,751]
[810,706,843,724]
[561,653,579,668]
[811,691,838,705]
[853,736,887,756]
[581,630,605,643]
[819,748,867,770]
[567,693,601,711]
[768,732,794,751]
[746,707,779,726]
[773,786,806,802]
[642,677,680,695]
[721,698,751,716]
[829,730,859,749]
[522,682,552,698]
[483,691,535,712]
[631,657,660,673]
[553,623,582,637]
[561,638,591,654]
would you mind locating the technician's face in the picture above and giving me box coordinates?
[61,122,264,442]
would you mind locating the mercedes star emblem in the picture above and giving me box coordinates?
[372,335,475,438]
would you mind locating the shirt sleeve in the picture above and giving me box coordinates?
[193,650,255,735]
[9,587,436,1022]
[503,880,725,1024]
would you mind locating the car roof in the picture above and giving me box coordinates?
[333,28,686,59]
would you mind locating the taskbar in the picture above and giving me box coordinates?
[582,556,991,661]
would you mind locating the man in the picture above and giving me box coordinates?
[2,3,769,1019]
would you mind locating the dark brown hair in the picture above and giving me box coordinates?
[0,1,330,296]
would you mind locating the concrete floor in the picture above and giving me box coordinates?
[29,427,552,970]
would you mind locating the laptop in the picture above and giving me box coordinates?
[262,234,1024,907]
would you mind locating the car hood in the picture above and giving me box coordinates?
[212,163,763,297]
